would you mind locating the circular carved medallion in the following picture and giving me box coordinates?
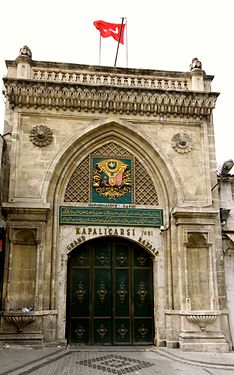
[171,133,193,153]
[29,125,53,147]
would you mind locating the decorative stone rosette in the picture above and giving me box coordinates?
[171,133,193,153]
[29,125,53,147]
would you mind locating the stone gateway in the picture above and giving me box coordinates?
[0,47,231,351]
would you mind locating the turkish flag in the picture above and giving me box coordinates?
[94,20,125,44]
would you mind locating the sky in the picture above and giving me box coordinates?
[0,0,233,167]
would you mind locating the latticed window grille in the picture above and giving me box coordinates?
[94,142,130,158]
[64,142,158,205]
[135,159,158,205]
[64,157,89,202]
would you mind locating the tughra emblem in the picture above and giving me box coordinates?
[93,159,131,200]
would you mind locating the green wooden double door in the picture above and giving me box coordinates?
[67,238,154,345]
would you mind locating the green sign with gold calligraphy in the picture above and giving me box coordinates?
[60,206,163,227]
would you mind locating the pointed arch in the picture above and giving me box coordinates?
[45,118,182,210]
[63,142,159,206]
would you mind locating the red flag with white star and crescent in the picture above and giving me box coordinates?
[93,20,125,44]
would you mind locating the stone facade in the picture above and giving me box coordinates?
[0,47,231,351]
[0,134,6,306]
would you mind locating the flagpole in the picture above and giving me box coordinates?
[99,34,101,65]
[125,18,128,68]
[114,17,124,68]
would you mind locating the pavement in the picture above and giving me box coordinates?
[1,345,234,375]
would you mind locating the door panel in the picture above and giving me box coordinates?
[93,318,111,344]
[115,269,129,316]
[134,318,154,344]
[94,270,111,316]
[67,238,154,345]
[134,269,152,317]
[133,248,153,344]
[114,318,131,344]
[70,318,90,344]
[113,244,130,345]
[68,249,91,344]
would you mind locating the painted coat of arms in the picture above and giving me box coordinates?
[92,159,132,202]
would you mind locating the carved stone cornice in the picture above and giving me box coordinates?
[3,78,219,119]
[2,204,50,222]
[172,208,219,225]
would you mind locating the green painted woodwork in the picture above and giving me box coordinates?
[67,238,154,345]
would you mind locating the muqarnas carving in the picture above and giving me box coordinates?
[171,133,193,153]
[29,125,53,147]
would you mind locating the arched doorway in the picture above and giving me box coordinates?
[66,237,154,345]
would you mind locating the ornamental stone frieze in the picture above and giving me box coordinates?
[3,79,218,118]
[3,50,218,118]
